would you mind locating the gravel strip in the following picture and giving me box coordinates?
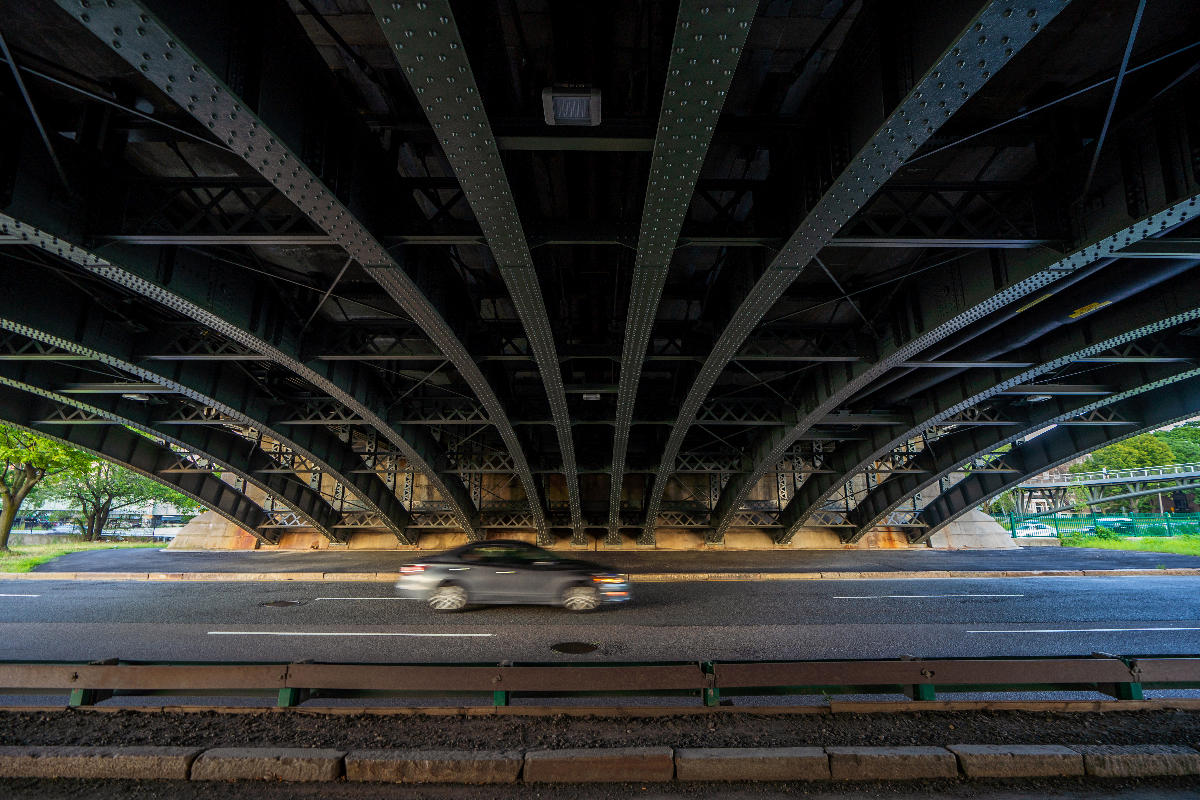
[2,709,1199,750]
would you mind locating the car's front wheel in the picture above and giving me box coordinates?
[428,583,468,612]
[561,584,600,612]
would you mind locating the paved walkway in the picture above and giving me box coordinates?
[31,546,1200,576]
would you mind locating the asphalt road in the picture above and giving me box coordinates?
[34,545,1200,574]
[3,575,1200,664]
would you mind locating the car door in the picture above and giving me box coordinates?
[453,544,517,601]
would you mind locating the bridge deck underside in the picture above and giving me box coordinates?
[0,0,1199,547]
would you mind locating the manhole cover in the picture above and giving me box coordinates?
[259,600,305,607]
[550,642,598,654]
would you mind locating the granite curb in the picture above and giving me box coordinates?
[1,743,1197,782]
[6,567,1200,582]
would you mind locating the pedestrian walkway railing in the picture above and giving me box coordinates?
[0,655,1196,708]
[1020,462,1200,487]
[1000,511,1200,538]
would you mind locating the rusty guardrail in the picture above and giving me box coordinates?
[0,655,1196,708]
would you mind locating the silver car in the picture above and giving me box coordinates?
[395,540,631,612]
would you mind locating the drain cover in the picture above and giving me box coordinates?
[550,642,598,654]
[259,600,305,607]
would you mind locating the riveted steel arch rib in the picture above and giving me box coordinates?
[0,384,268,537]
[0,359,340,540]
[54,0,537,536]
[848,358,1200,541]
[0,211,473,537]
[917,376,1200,538]
[369,0,581,542]
[640,1,1070,542]
[606,0,756,543]
[777,271,1200,540]
[0,256,410,541]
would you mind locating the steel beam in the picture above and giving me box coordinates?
[55,0,539,537]
[848,359,1200,540]
[0,383,268,538]
[701,67,1200,547]
[640,1,1068,542]
[606,0,756,544]
[0,255,411,541]
[771,275,1200,541]
[917,375,1200,538]
[368,0,589,543]
[0,359,341,540]
[0,216,475,538]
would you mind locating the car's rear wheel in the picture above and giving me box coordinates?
[562,584,600,612]
[428,583,468,612]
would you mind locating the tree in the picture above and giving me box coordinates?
[1154,423,1200,464]
[47,460,202,541]
[0,425,88,551]
[1072,433,1175,473]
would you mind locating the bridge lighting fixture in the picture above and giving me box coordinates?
[542,87,602,126]
[581,393,602,401]
[120,392,152,402]
[1025,394,1054,403]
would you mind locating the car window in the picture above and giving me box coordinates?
[458,544,522,564]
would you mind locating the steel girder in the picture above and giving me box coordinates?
[917,375,1200,538]
[0,255,411,541]
[0,211,476,538]
[605,1,756,544]
[55,0,540,538]
[639,1,1068,543]
[847,357,1200,541]
[770,271,1200,541]
[0,358,340,540]
[701,90,1200,545]
[367,0,585,544]
[0,383,268,537]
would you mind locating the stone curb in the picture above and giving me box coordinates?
[523,746,675,783]
[5,567,1199,582]
[190,747,345,781]
[1,744,1198,782]
[0,746,202,779]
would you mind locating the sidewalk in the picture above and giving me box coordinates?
[8,546,1200,582]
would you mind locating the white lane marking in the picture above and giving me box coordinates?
[834,594,1024,599]
[313,597,419,601]
[0,593,39,598]
[207,631,492,637]
[968,626,1200,634]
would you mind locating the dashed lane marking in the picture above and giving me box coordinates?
[968,626,1200,634]
[0,594,39,597]
[207,630,492,637]
[834,594,1024,599]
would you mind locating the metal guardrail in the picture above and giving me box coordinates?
[1021,462,1200,487]
[1,655,1196,708]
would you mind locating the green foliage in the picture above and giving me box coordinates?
[0,425,89,550]
[1060,534,1200,557]
[45,459,202,541]
[1154,423,1200,464]
[1072,433,1175,473]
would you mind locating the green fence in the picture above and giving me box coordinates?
[998,512,1200,538]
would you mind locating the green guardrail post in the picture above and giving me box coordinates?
[1114,681,1144,701]
[492,689,510,706]
[911,683,936,701]
[1052,515,1060,538]
[277,688,308,707]
[703,661,719,707]
[1008,512,1015,537]
[1166,514,1174,537]
[68,688,110,707]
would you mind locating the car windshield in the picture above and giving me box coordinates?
[456,542,561,564]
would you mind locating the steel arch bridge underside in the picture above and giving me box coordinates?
[2,0,1200,550]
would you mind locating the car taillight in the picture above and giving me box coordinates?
[593,574,625,583]
[400,564,426,574]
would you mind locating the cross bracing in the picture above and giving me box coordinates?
[2,0,1200,545]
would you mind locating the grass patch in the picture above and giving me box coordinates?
[1060,535,1200,557]
[0,541,163,573]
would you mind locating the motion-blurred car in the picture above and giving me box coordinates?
[395,540,631,612]
[1012,521,1055,537]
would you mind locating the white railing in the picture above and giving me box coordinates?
[1020,462,1200,488]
